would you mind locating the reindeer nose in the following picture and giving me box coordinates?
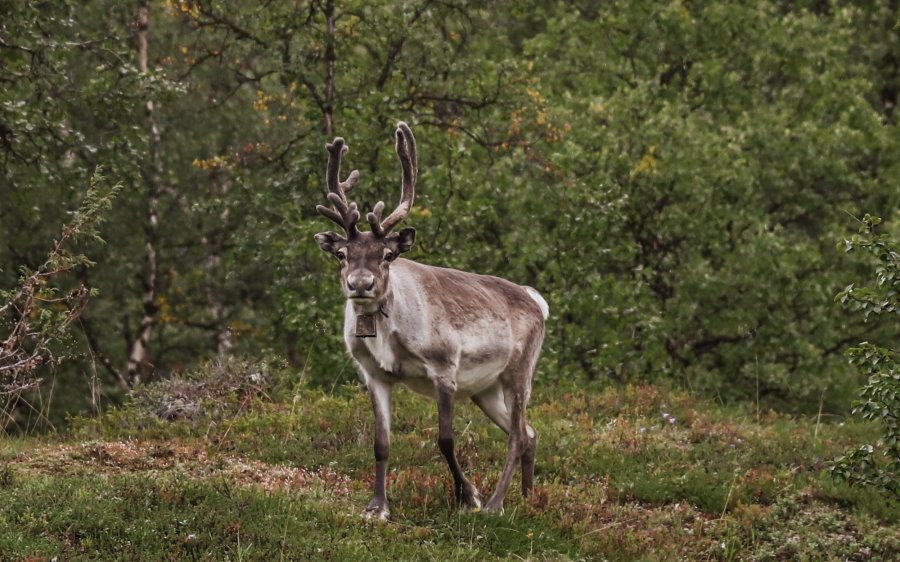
[347,271,375,293]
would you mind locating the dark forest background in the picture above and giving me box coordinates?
[2,0,899,432]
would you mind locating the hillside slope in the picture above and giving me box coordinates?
[2,375,897,561]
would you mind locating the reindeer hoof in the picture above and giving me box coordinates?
[363,507,390,521]
[363,500,390,521]
[482,499,504,514]
[460,487,483,512]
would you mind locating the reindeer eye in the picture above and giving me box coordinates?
[335,249,347,261]
[383,250,395,262]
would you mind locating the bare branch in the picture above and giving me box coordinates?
[79,317,129,392]
[193,1,270,49]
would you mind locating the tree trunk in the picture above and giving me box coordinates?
[203,173,232,357]
[127,0,161,386]
[324,0,335,135]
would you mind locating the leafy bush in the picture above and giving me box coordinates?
[832,214,899,495]
[0,168,120,433]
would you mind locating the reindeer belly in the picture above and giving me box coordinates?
[401,348,507,400]
[454,354,507,397]
[358,345,506,401]
[353,322,511,400]
[397,359,504,400]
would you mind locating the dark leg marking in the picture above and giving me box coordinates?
[437,388,482,510]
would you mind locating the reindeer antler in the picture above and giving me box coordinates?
[368,122,417,237]
[317,138,361,237]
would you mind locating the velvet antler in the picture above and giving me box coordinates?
[316,138,361,237]
[367,122,417,237]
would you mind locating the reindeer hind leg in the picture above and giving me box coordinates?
[473,382,538,503]
[521,422,537,496]
[519,327,543,498]
[470,378,526,512]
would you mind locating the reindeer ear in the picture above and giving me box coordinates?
[315,231,345,254]
[395,227,416,254]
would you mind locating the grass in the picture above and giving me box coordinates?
[1,369,897,561]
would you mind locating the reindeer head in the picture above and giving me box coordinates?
[315,122,417,304]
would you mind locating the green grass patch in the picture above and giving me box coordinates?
[9,380,896,561]
[0,471,578,561]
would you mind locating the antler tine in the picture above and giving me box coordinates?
[340,169,360,192]
[379,122,417,234]
[366,201,386,237]
[319,137,361,236]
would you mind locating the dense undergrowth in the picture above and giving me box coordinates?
[1,359,898,561]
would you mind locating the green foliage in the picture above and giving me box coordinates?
[832,215,899,496]
[518,1,900,408]
[2,0,900,425]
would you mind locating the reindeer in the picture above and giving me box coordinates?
[314,122,548,519]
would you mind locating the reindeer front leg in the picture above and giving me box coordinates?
[365,377,393,520]
[436,386,482,511]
